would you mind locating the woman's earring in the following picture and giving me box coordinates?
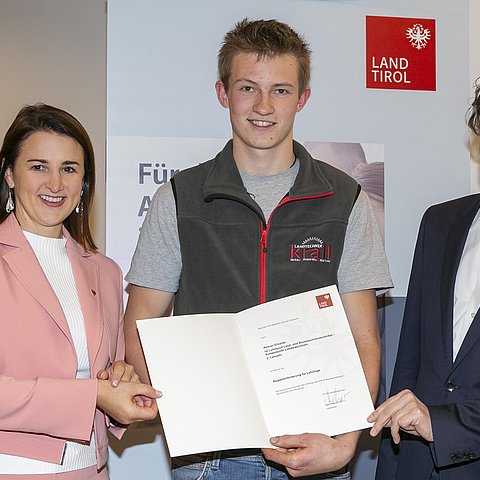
[6,188,14,213]
[75,190,83,214]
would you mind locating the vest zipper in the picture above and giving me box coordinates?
[258,191,334,304]
[259,227,268,304]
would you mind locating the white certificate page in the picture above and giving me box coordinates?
[137,286,373,457]
[137,313,269,457]
[237,286,374,438]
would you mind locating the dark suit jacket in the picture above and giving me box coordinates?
[376,194,480,480]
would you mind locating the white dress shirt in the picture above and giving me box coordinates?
[453,208,480,361]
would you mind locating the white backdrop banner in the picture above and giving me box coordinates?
[107,0,470,296]
[106,1,470,478]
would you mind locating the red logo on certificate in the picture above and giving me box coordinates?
[366,16,436,91]
[316,294,333,309]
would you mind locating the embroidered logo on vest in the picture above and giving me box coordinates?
[289,237,331,263]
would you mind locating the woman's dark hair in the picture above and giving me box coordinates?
[0,103,97,251]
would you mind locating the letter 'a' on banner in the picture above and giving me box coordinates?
[366,16,436,91]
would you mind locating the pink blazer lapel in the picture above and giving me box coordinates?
[0,216,72,342]
[0,216,105,372]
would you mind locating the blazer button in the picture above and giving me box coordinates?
[445,381,457,392]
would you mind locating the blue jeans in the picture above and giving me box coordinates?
[171,453,350,480]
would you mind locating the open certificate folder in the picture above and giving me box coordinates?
[137,285,374,457]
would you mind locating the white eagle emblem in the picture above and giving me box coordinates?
[406,23,431,50]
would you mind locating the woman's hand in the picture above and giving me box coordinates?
[96,379,161,425]
[96,360,140,387]
[97,361,158,407]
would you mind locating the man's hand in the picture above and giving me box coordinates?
[262,432,357,477]
[96,379,161,425]
[368,389,433,443]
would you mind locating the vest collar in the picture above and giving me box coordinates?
[202,140,335,203]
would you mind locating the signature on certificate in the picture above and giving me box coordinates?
[322,388,350,408]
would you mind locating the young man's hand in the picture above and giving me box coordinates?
[96,360,140,387]
[96,379,161,425]
[262,431,357,477]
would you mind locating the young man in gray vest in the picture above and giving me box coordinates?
[125,18,392,480]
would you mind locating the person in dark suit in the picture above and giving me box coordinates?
[368,80,480,480]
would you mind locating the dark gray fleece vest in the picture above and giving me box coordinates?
[171,140,359,315]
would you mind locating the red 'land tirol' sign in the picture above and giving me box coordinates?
[366,16,436,91]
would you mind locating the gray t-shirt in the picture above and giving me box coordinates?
[126,163,392,295]
[241,160,300,221]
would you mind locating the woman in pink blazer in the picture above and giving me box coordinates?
[0,104,160,479]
